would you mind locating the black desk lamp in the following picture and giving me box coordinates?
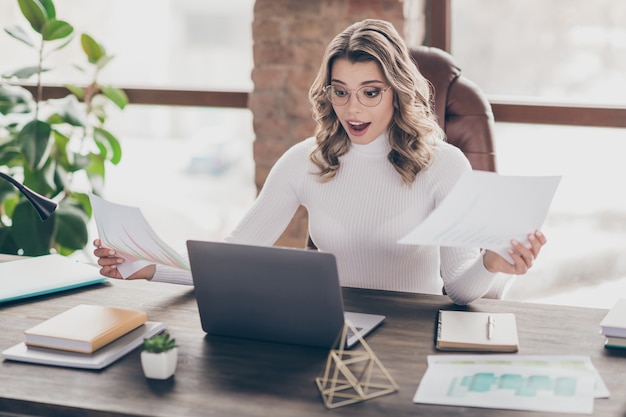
[0,172,58,221]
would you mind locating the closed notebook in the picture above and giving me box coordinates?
[436,310,519,352]
[24,304,147,353]
[599,298,626,338]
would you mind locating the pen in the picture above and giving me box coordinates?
[487,315,495,340]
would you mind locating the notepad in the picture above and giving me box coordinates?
[436,310,519,352]
[24,304,148,353]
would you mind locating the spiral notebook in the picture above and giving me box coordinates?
[436,310,519,352]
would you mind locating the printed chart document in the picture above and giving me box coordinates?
[90,194,189,278]
[413,355,609,414]
[398,171,561,262]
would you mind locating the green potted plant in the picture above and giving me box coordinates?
[0,0,127,256]
[141,331,178,380]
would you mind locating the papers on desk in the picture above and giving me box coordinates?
[90,194,190,278]
[398,171,561,262]
[413,355,608,415]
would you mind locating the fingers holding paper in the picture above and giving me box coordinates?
[93,239,155,280]
[483,230,547,275]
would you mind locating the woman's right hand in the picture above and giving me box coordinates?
[93,239,156,280]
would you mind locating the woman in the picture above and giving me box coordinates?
[94,19,545,305]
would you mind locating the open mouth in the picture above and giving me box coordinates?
[347,121,371,136]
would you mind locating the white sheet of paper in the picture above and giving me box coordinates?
[413,354,600,414]
[398,171,561,262]
[89,194,189,278]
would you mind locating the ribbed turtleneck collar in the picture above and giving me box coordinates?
[349,131,391,157]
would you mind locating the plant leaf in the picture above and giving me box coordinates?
[41,19,73,41]
[68,191,92,218]
[100,86,128,110]
[46,95,88,127]
[80,33,105,64]
[2,65,48,80]
[63,84,85,100]
[94,127,122,164]
[18,0,48,33]
[0,84,34,114]
[37,0,56,19]
[4,25,35,48]
[12,199,56,256]
[54,200,90,251]
[17,119,52,170]
[95,54,114,71]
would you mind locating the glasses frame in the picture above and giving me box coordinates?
[323,85,392,107]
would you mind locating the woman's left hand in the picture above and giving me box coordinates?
[483,230,547,274]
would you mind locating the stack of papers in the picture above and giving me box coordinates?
[89,194,190,278]
[398,171,561,262]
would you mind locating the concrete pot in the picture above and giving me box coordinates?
[140,348,178,379]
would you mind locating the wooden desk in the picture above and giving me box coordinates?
[1,278,625,417]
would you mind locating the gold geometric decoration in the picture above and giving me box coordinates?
[315,319,398,408]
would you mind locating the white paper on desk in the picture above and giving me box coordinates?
[413,354,599,414]
[398,171,561,262]
[426,354,609,399]
[89,194,189,278]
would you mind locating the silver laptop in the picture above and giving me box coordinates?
[186,240,385,349]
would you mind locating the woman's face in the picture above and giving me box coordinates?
[329,58,394,145]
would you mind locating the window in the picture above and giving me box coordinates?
[451,0,626,107]
[1,0,256,252]
[437,0,626,307]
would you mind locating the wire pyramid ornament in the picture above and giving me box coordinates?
[315,319,398,408]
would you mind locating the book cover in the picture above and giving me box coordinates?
[24,304,148,353]
[604,336,626,350]
[436,310,519,352]
[600,298,626,338]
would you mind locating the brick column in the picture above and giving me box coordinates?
[250,0,405,247]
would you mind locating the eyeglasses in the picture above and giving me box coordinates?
[323,85,391,107]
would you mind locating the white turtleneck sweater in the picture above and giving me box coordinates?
[153,133,513,305]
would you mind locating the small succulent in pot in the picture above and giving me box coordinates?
[142,331,177,353]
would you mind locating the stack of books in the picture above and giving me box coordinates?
[3,304,166,369]
[599,298,626,349]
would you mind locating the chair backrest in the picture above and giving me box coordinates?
[409,45,497,172]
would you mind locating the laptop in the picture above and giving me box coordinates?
[186,240,385,349]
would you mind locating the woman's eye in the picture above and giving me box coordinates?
[363,89,381,98]
[334,89,347,97]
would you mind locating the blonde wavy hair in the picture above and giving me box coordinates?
[309,19,444,185]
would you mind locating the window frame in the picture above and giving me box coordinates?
[426,0,626,128]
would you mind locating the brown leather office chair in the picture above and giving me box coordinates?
[409,45,496,172]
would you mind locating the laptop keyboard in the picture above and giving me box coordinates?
[346,326,364,340]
